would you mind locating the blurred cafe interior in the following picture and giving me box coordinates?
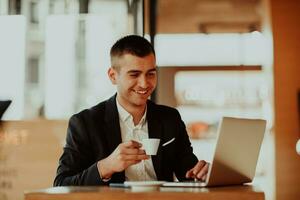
[0,0,299,200]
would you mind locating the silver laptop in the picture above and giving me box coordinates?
[163,116,266,187]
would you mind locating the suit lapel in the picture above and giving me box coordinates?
[104,94,125,182]
[104,94,122,153]
[147,101,163,180]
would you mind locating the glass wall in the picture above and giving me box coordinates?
[0,0,143,120]
[151,1,275,200]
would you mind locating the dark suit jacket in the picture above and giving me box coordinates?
[54,95,198,186]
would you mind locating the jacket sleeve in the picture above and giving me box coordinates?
[173,110,198,181]
[53,114,107,186]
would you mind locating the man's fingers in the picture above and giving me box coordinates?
[196,163,209,179]
[201,174,207,181]
[185,169,195,178]
[192,160,206,175]
[121,148,146,155]
[185,160,209,179]
[121,154,150,161]
[123,140,142,148]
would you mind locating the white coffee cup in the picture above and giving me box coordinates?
[141,138,160,155]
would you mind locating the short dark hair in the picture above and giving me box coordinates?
[110,35,155,68]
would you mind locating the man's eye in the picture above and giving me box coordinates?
[129,74,139,77]
[147,72,156,77]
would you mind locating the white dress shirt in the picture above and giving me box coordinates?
[116,99,157,181]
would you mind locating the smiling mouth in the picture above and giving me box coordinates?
[133,89,148,95]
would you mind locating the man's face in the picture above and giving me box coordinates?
[108,53,157,109]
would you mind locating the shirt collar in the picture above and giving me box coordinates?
[116,98,147,127]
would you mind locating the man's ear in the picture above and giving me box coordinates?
[108,67,117,84]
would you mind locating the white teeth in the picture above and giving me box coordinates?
[135,90,147,94]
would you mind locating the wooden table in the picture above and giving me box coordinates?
[0,120,68,200]
[24,185,265,200]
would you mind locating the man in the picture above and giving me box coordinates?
[54,35,209,186]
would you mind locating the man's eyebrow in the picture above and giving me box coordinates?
[127,70,142,73]
[147,68,157,73]
[127,68,157,74]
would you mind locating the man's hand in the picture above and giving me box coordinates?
[185,160,209,181]
[97,140,149,179]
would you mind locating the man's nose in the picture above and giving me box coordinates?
[138,76,147,88]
